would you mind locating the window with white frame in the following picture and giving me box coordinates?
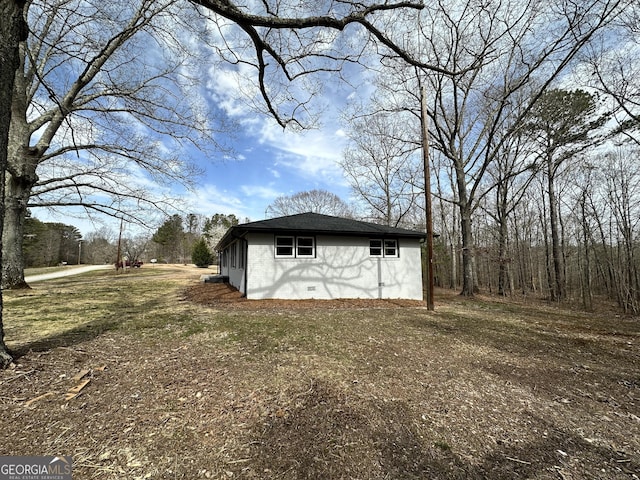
[370,238,398,258]
[275,236,295,257]
[296,237,315,257]
[275,236,315,258]
[384,239,398,257]
[369,239,383,257]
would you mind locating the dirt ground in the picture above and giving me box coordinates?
[182,281,427,310]
[1,269,639,479]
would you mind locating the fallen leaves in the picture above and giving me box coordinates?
[24,391,56,407]
[64,378,91,401]
[24,365,107,407]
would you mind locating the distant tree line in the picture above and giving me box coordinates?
[23,217,82,267]
[20,212,243,271]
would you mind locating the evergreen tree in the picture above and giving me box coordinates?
[191,237,214,268]
[151,215,184,263]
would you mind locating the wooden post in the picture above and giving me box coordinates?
[115,217,123,272]
[421,85,435,310]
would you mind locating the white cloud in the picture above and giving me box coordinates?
[182,182,279,221]
[268,168,281,178]
[240,184,281,199]
[198,28,372,209]
[259,122,349,187]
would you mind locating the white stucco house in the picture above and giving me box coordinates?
[215,212,425,301]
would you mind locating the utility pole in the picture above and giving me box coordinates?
[115,218,124,272]
[421,85,435,310]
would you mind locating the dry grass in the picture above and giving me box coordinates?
[0,265,639,479]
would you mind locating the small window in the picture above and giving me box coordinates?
[239,240,245,268]
[230,242,237,268]
[370,239,383,257]
[297,237,315,257]
[384,239,398,257]
[275,236,294,257]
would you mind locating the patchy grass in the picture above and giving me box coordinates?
[1,266,639,479]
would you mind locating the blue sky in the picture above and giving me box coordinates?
[31,11,372,238]
[179,52,369,227]
[183,116,354,224]
[39,115,356,237]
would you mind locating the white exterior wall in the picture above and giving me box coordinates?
[220,240,247,294]
[244,233,423,300]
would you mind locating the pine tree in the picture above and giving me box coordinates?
[191,238,214,268]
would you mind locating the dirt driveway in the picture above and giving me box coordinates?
[24,264,114,283]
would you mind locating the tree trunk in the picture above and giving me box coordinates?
[2,169,35,289]
[0,0,28,368]
[496,185,510,296]
[539,201,555,300]
[547,170,566,301]
[497,216,509,296]
[579,196,593,311]
[2,29,35,290]
[459,205,475,296]
[453,156,476,297]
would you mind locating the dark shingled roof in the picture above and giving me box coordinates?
[216,212,425,250]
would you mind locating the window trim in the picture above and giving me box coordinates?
[275,236,295,258]
[275,235,316,258]
[369,239,383,257]
[384,239,398,258]
[370,238,399,258]
[296,236,315,258]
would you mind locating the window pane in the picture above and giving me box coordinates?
[297,237,314,257]
[370,239,382,256]
[384,239,397,257]
[276,246,293,256]
[276,237,294,257]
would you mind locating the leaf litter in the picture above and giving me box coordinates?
[0,266,638,479]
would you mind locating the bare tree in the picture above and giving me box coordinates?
[603,148,640,313]
[583,2,640,144]
[83,228,117,265]
[266,189,353,218]
[3,0,220,289]
[360,0,628,296]
[191,0,452,128]
[482,127,535,296]
[340,111,422,227]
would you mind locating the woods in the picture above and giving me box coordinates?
[336,0,639,307]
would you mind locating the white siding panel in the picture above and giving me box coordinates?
[245,233,423,300]
[225,241,247,295]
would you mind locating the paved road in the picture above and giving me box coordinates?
[25,264,114,283]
